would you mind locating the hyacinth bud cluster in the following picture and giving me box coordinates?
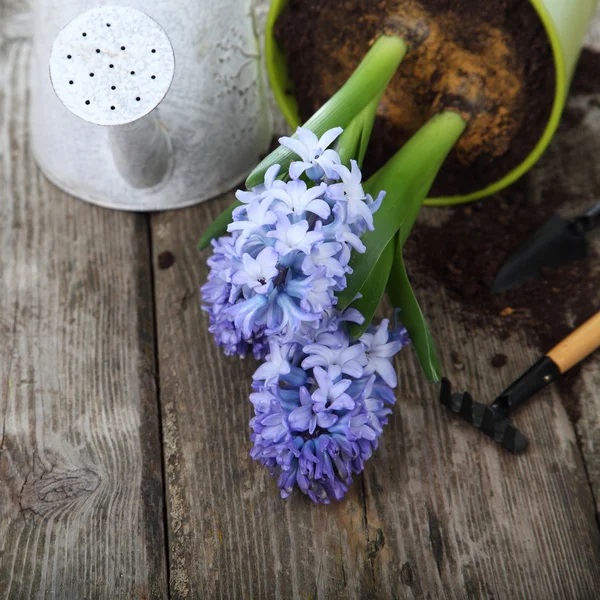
[250,315,409,503]
[201,126,409,503]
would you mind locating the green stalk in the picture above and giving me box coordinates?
[199,35,406,250]
[246,35,407,189]
[387,238,441,382]
[347,239,395,339]
[337,110,468,312]
[336,91,382,168]
[339,110,466,381]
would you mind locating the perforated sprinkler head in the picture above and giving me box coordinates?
[50,5,174,126]
[49,6,175,189]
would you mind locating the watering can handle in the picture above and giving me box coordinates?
[546,311,600,374]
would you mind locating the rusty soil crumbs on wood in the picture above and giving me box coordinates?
[158,250,175,270]
[491,353,508,368]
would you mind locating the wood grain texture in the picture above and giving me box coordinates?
[361,291,600,599]
[153,16,600,596]
[1,0,598,596]
[0,24,167,599]
[153,198,373,599]
[154,195,600,600]
[360,23,600,598]
[535,20,600,518]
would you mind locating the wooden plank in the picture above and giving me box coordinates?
[154,14,600,600]
[362,291,600,599]
[153,198,373,599]
[535,27,600,518]
[156,193,600,599]
[153,197,600,599]
[361,22,600,599]
[0,26,168,600]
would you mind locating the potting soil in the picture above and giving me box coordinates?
[276,0,555,196]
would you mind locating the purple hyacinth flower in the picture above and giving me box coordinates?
[266,213,323,256]
[311,367,355,410]
[231,247,279,295]
[360,319,408,387]
[268,179,331,219]
[228,197,277,238]
[252,341,292,386]
[289,386,338,435]
[235,164,283,205]
[328,160,383,231]
[302,330,366,379]
[284,267,335,314]
[202,125,388,359]
[279,126,343,181]
[248,313,407,504]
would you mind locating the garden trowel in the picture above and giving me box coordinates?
[440,311,600,453]
[491,200,600,293]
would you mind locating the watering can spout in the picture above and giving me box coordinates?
[49,6,175,191]
[107,111,173,189]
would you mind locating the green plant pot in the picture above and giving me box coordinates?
[265,0,599,206]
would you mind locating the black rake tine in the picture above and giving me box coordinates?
[440,378,453,409]
[440,378,476,423]
[501,422,529,454]
[439,378,529,453]
[458,391,475,422]
[478,405,497,439]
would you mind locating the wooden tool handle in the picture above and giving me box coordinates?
[546,312,600,373]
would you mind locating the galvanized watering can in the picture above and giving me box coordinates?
[30,1,273,211]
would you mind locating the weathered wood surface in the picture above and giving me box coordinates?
[2,0,600,596]
[152,193,600,599]
[542,62,600,518]
[153,201,374,600]
[151,17,600,600]
[361,296,600,599]
[0,6,168,597]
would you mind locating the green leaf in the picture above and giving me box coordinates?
[348,239,394,339]
[336,91,382,168]
[200,35,406,250]
[264,0,301,128]
[336,111,467,311]
[246,35,407,189]
[387,237,440,383]
[197,200,242,250]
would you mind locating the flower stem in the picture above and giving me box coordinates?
[246,35,407,189]
[338,109,467,312]
[336,90,383,168]
[381,110,468,250]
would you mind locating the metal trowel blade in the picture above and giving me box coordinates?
[491,215,589,294]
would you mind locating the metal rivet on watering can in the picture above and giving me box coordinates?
[49,6,175,189]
